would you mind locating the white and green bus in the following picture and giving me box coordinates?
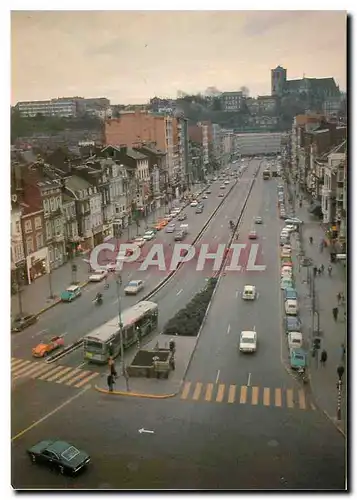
[83,300,159,364]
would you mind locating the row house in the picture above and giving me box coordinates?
[134,144,166,210]
[62,194,80,258]
[20,201,48,285]
[11,198,26,292]
[320,141,347,248]
[21,163,66,270]
[64,175,102,251]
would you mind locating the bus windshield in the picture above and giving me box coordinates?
[84,339,105,352]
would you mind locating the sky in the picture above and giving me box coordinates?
[11,10,347,105]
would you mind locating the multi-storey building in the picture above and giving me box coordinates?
[64,175,102,251]
[134,145,167,211]
[15,97,79,118]
[220,92,244,112]
[104,110,174,182]
[20,202,48,285]
[321,142,347,230]
[172,115,189,190]
[235,132,283,156]
[11,198,26,293]
[62,194,80,259]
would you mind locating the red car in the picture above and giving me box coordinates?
[248,231,258,240]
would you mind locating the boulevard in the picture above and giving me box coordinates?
[11,158,345,489]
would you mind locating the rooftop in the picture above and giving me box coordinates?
[65,175,93,192]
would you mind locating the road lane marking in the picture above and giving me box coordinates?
[228,385,236,403]
[205,383,213,401]
[216,384,225,402]
[74,372,99,388]
[192,382,202,401]
[11,385,91,442]
[247,373,252,386]
[39,365,66,381]
[235,291,239,298]
[75,362,87,369]
[46,366,73,382]
[181,382,191,400]
[263,388,270,406]
[298,389,306,410]
[227,324,231,334]
[176,289,183,296]
[32,329,48,338]
[240,385,247,404]
[251,386,259,405]
[65,370,92,386]
[11,360,31,372]
[215,370,220,384]
[56,368,81,384]
[286,389,294,408]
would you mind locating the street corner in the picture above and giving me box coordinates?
[93,383,177,400]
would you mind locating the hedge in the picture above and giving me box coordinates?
[163,277,218,336]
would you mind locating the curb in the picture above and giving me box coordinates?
[94,384,176,399]
[36,280,90,316]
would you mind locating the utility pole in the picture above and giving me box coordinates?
[48,261,54,299]
[336,365,344,421]
[116,274,129,391]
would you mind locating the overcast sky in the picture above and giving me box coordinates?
[11,10,347,104]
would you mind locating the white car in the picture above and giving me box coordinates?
[163,214,173,222]
[242,285,257,300]
[280,230,290,239]
[285,299,298,316]
[143,230,155,241]
[89,269,108,282]
[220,185,226,189]
[282,244,292,252]
[190,200,198,207]
[281,248,292,259]
[165,223,175,233]
[239,331,257,353]
[224,180,229,185]
[133,237,146,248]
[124,279,144,295]
[284,225,297,233]
[288,331,303,350]
[202,195,208,199]
[281,268,293,279]
[106,262,118,272]
[285,218,303,225]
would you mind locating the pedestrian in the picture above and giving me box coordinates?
[317,267,321,276]
[332,306,339,321]
[320,349,327,367]
[313,266,317,277]
[309,236,313,245]
[337,292,341,304]
[107,374,114,392]
[328,265,332,276]
[320,264,324,274]
[340,293,345,306]
[341,344,346,362]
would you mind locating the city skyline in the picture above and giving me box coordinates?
[11,10,347,105]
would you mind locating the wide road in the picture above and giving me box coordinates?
[12,380,345,488]
[11,172,237,361]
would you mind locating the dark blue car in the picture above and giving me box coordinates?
[284,287,297,300]
[285,316,301,334]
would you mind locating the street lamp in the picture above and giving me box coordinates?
[336,365,344,421]
[48,261,54,299]
[115,273,130,391]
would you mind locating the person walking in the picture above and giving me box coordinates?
[337,292,341,305]
[341,344,346,362]
[107,373,114,392]
[320,264,324,274]
[320,349,327,367]
[309,236,313,245]
[313,265,318,277]
[333,306,339,321]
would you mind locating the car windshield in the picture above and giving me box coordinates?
[61,446,80,461]
[242,337,255,343]
[128,281,138,287]
[294,354,304,361]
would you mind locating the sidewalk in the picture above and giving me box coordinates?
[94,334,197,398]
[288,197,347,434]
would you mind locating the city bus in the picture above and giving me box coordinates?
[83,300,159,364]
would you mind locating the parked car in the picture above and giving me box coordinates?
[89,269,108,282]
[239,330,257,353]
[281,248,292,259]
[284,287,297,300]
[285,316,302,334]
[290,348,306,370]
[280,277,293,290]
[190,200,198,207]
[11,314,38,332]
[27,440,90,475]
[288,331,303,350]
[285,298,298,316]
[143,230,156,241]
[285,218,303,226]
[178,213,187,221]
[124,280,144,295]
[60,285,82,302]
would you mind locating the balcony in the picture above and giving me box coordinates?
[47,208,62,219]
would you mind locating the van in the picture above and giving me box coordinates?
[285,299,298,316]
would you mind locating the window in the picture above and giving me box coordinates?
[15,221,20,234]
[55,219,62,235]
[24,220,32,233]
[43,199,49,213]
[34,216,42,229]
[26,236,34,255]
[36,233,43,249]
[56,196,61,209]
[50,198,55,211]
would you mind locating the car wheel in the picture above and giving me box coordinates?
[30,453,36,463]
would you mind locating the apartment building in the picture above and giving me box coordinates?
[16,98,78,118]
[20,202,48,285]
[235,132,283,156]
[134,145,167,211]
[104,110,175,181]
[62,194,80,258]
[11,198,26,292]
[220,92,244,112]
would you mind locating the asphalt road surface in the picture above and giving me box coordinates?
[12,381,345,489]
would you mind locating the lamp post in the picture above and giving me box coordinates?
[16,267,23,316]
[48,261,54,299]
[115,273,129,391]
[336,365,344,421]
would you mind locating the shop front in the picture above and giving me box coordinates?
[11,261,27,295]
[26,247,50,285]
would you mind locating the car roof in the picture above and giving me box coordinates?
[241,330,256,337]
[47,440,72,455]
[286,298,297,304]
[289,331,302,338]
[67,285,79,291]
[244,285,255,290]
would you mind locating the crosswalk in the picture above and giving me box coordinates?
[180,381,315,411]
[11,358,99,389]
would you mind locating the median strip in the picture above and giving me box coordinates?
[94,385,176,399]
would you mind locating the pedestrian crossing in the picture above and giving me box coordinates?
[180,381,315,411]
[11,358,99,389]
